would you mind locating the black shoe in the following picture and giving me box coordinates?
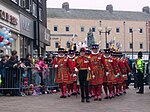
[124,91,127,94]
[81,99,85,103]
[94,98,98,101]
[104,96,109,99]
[63,95,67,98]
[60,95,64,98]
[115,94,120,97]
[136,92,144,94]
[98,98,102,101]
[86,99,90,103]
[77,91,80,95]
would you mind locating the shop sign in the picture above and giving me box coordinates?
[0,9,17,26]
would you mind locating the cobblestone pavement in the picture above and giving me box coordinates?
[0,86,150,112]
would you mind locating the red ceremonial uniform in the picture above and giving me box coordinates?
[76,56,89,70]
[68,56,77,83]
[101,55,115,84]
[118,58,128,81]
[124,59,131,74]
[53,56,70,84]
[112,57,123,84]
[89,53,104,85]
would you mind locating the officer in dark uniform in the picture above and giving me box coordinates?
[136,51,145,94]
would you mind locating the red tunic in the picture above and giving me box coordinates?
[89,53,104,85]
[112,57,123,84]
[53,56,70,84]
[75,56,90,70]
[124,59,131,74]
[68,55,77,83]
[118,58,128,81]
[101,54,115,84]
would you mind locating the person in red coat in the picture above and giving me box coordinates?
[89,44,104,101]
[111,52,123,96]
[118,53,128,94]
[75,47,90,103]
[101,49,115,99]
[53,48,70,98]
[67,49,77,96]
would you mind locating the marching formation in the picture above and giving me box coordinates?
[53,44,131,103]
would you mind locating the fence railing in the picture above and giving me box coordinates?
[0,67,58,96]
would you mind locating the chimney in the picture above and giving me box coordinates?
[142,6,150,13]
[106,4,113,13]
[62,2,69,11]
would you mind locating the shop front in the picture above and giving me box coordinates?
[39,24,50,56]
[20,14,34,58]
[0,2,20,57]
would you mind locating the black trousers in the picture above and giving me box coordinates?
[78,70,89,100]
[137,70,144,93]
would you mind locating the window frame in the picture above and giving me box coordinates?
[129,28,133,33]
[55,42,59,48]
[65,26,70,32]
[129,43,133,49]
[39,7,42,21]
[140,43,143,49]
[116,27,120,33]
[139,28,143,33]
[54,26,58,32]
[81,26,85,32]
[32,2,37,18]
[92,27,96,32]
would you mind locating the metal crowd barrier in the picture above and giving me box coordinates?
[0,66,58,96]
[0,67,22,96]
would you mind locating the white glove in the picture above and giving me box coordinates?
[75,67,79,72]
[123,74,127,77]
[106,72,109,76]
[92,75,95,79]
[55,65,58,68]
[116,73,120,77]
[88,67,91,71]
[73,74,77,77]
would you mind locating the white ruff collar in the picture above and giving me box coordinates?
[92,51,99,55]
[103,54,111,58]
[58,54,65,57]
[68,55,75,59]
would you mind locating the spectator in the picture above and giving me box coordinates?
[0,55,9,95]
[24,54,32,84]
[33,59,41,85]
[48,53,53,67]
[38,57,45,85]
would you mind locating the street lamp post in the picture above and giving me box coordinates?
[98,26,112,49]
[131,30,134,59]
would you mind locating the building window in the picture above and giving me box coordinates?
[39,8,42,21]
[129,43,133,49]
[39,0,42,3]
[116,27,120,33]
[139,28,143,33]
[32,2,37,17]
[11,0,17,4]
[19,0,25,8]
[25,0,32,12]
[92,27,96,32]
[54,26,58,31]
[129,28,133,33]
[140,43,143,49]
[81,27,84,32]
[55,42,59,48]
[66,26,70,32]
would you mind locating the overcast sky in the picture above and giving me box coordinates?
[47,0,150,12]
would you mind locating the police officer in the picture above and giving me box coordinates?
[136,51,145,94]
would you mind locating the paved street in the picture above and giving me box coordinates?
[0,86,150,112]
